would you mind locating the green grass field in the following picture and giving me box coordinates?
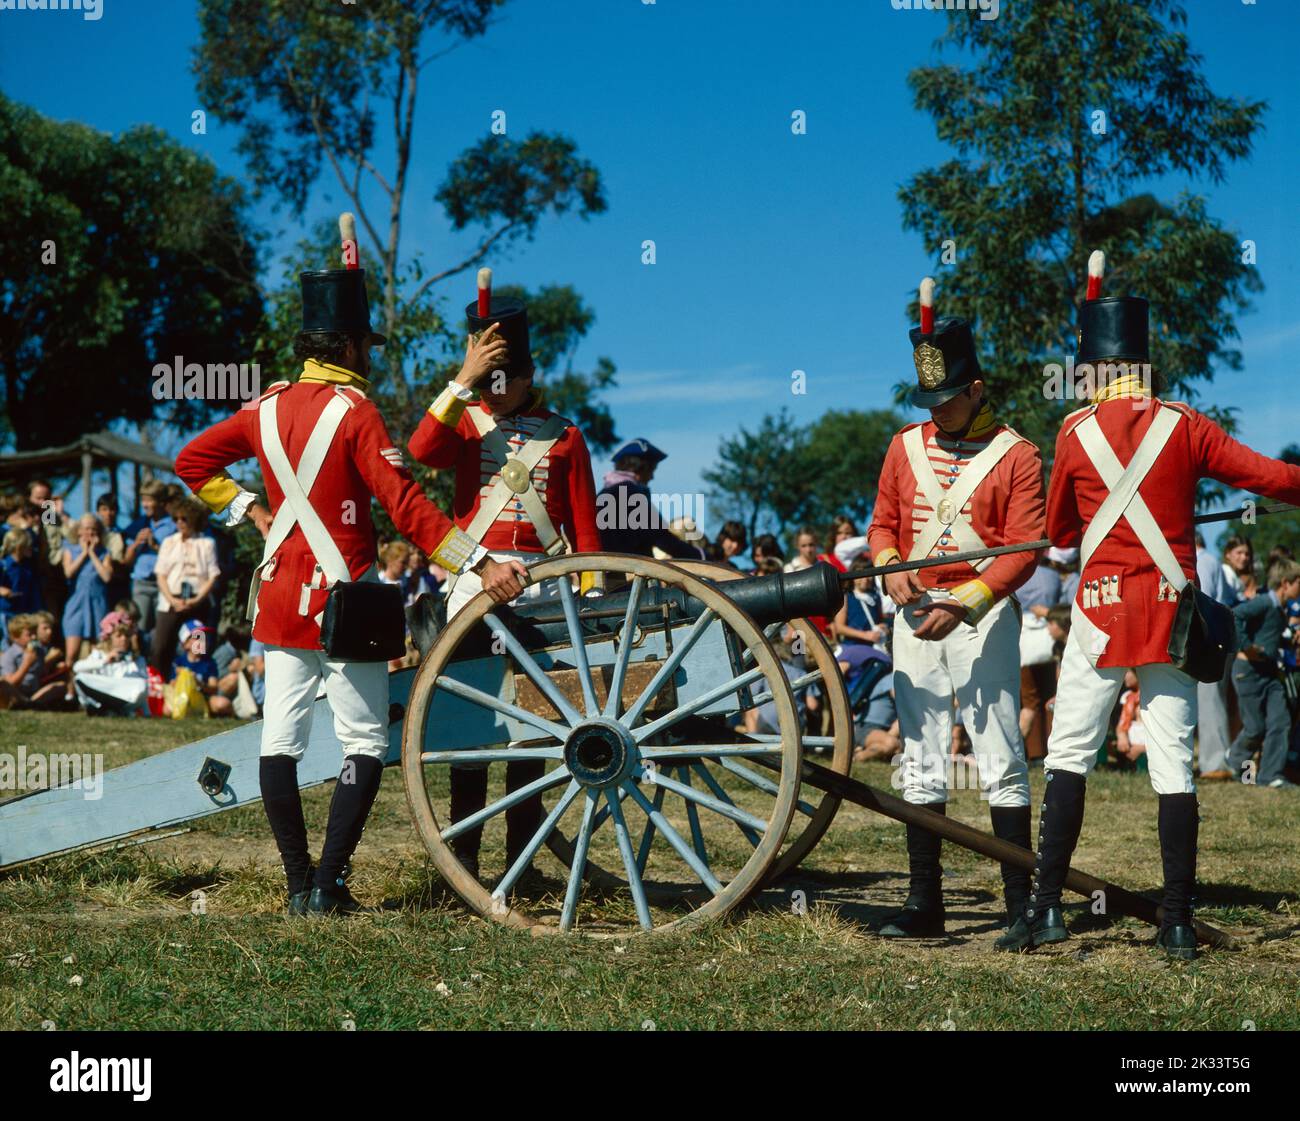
[2,711,1297,1031]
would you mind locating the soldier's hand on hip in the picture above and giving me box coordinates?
[910,600,967,641]
[480,557,529,603]
[248,503,274,539]
[456,323,510,389]
[884,568,924,607]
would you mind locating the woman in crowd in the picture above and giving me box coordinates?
[1222,535,1256,601]
[150,499,221,673]
[61,514,114,673]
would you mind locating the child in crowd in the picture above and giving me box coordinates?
[1113,669,1147,769]
[61,513,114,675]
[0,528,42,626]
[72,611,149,716]
[0,614,67,709]
[171,621,232,717]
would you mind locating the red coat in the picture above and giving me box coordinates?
[176,374,466,650]
[868,419,1045,621]
[1048,396,1300,668]
[408,396,601,555]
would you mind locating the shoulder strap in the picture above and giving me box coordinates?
[258,393,353,585]
[1074,404,1185,588]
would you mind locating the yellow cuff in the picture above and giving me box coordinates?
[950,579,995,624]
[873,548,902,567]
[196,474,240,514]
[433,527,478,573]
[579,571,603,596]
[429,385,470,428]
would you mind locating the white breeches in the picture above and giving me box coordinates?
[260,645,389,762]
[445,549,558,620]
[1046,638,1197,794]
[892,594,1029,807]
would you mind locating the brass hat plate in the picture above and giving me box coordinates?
[501,457,530,494]
[914,342,946,389]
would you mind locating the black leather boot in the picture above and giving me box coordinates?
[996,770,1085,952]
[878,805,946,938]
[1156,793,1199,960]
[505,759,547,870]
[310,755,384,914]
[989,804,1032,929]
[260,757,313,915]
[449,765,489,879]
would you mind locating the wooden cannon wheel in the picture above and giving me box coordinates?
[400,554,803,936]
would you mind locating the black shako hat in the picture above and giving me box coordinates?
[466,296,534,379]
[909,316,982,408]
[1076,295,1149,365]
[300,270,387,345]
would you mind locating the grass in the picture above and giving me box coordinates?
[2,711,1298,1030]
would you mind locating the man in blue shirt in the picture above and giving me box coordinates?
[121,481,177,639]
[1195,532,1238,781]
[1226,560,1300,788]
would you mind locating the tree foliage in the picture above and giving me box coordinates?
[0,93,264,450]
[703,408,906,546]
[899,0,1265,455]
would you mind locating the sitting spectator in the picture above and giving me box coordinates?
[838,642,898,762]
[151,499,220,673]
[0,527,41,626]
[742,628,810,736]
[0,614,67,709]
[1114,669,1147,769]
[72,611,149,716]
[61,514,114,674]
[1227,559,1300,788]
[32,611,69,691]
[171,621,233,717]
[784,526,820,573]
[833,556,889,650]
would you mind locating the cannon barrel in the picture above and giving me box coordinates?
[431,561,845,661]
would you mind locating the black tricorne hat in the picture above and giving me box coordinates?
[1076,296,1148,365]
[466,296,533,379]
[908,317,982,408]
[300,270,387,345]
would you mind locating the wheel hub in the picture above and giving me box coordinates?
[564,719,639,788]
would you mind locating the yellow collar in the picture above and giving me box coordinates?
[300,359,370,391]
[1093,371,1151,402]
[964,401,997,439]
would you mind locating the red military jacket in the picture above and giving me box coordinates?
[175,362,475,650]
[868,408,1045,623]
[408,387,601,555]
[1048,384,1300,668]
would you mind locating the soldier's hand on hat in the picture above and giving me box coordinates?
[910,600,967,641]
[456,322,510,389]
[479,557,529,603]
[884,568,925,607]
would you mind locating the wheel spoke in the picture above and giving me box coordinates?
[621,606,718,727]
[440,766,572,842]
[608,785,653,931]
[434,673,570,743]
[635,778,666,873]
[631,665,767,744]
[741,733,835,748]
[602,575,644,719]
[492,779,582,901]
[647,767,770,834]
[690,763,763,848]
[559,790,600,931]
[556,577,600,718]
[748,668,823,708]
[482,612,583,727]
[679,767,710,871]
[643,744,781,759]
[422,747,562,765]
[625,781,724,894]
[716,755,816,817]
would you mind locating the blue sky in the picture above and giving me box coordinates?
[2,0,1296,533]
